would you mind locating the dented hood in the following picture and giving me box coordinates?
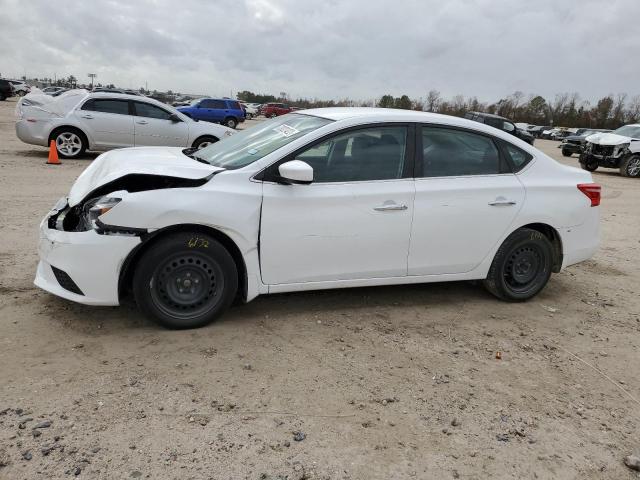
[585,132,633,146]
[68,147,221,206]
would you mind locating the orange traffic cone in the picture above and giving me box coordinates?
[47,140,61,165]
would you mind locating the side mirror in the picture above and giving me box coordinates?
[169,113,182,122]
[278,160,313,184]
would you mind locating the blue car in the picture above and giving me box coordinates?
[177,98,245,129]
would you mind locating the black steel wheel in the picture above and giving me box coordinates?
[484,228,553,301]
[133,232,237,329]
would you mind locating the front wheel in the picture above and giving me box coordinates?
[620,154,640,177]
[192,136,218,150]
[483,228,553,302]
[561,148,572,157]
[579,154,598,172]
[133,232,238,329]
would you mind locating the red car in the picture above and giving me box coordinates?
[262,103,293,118]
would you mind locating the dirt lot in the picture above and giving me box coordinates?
[0,97,638,480]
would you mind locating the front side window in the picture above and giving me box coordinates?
[294,126,408,182]
[133,101,172,120]
[195,113,332,169]
[421,127,500,177]
[82,99,130,115]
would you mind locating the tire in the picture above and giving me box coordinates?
[619,154,640,178]
[579,154,598,172]
[192,135,218,150]
[50,128,87,159]
[483,228,553,302]
[133,232,238,329]
[0,94,5,101]
[224,117,237,129]
[246,113,253,120]
[561,148,572,157]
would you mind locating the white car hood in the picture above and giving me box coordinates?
[585,132,633,146]
[68,147,221,206]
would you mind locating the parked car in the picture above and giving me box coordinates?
[528,126,551,138]
[541,128,561,140]
[42,87,68,96]
[240,102,259,119]
[580,124,640,176]
[34,108,600,329]
[0,79,14,101]
[559,129,611,157]
[8,80,30,96]
[262,103,293,118]
[177,98,245,128]
[464,112,534,144]
[93,87,143,96]
[15,90,235,158]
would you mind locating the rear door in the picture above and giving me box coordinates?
[408,125,525,275]
[132,100,189,147]
[75,98,134,148]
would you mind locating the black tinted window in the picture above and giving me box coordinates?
[421,127,500,177]
[82,99,129,115]
[296,126,407,182]
[501,141,533,171]
[201,99,226,109]
[134,102,171,120]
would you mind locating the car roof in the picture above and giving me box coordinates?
[88,92,168,107]
[296,108,536,144]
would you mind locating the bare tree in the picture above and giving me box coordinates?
[425,90,441,112]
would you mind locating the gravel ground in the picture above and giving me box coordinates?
[0,98,639,479]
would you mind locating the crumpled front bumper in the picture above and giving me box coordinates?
[34,216,141,306]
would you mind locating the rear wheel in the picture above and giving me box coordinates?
[484,228,553,302]
[51,128,87,159]
[224,117,237,129]
[133,232,238,329]
[620,154,640,177]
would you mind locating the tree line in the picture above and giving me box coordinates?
[239,90,640,129]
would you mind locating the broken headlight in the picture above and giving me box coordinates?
[81,196,121,230]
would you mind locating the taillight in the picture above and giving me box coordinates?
[577,183,601,207]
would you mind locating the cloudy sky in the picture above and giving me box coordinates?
[1,0,638,102]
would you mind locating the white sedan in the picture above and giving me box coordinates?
[35,108,600,329]
[15,89,234,158]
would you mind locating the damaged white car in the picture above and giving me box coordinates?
[15,89,234,159]
[35,109,601,329]
[580,124,640,177]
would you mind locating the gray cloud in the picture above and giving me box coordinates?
[0,0,638,102]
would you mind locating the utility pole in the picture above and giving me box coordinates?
[88,73,97,89]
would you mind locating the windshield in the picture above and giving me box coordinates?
[613,125,640,138]
[195,113,332,169]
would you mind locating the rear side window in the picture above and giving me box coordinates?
[82,99,130,115]
[228,101,241,110]
[201,99,226,109]
[501,141,533,172]
[421,127,500,177]
[133,101,171,120]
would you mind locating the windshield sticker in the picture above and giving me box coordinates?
[247,148,259,155]
[273,124,299,137]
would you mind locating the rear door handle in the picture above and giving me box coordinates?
[488,199,517,206]
[81,114,93,119]
[374,203,408,211]
[136,120,148,125]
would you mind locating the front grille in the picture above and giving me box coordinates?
[51,266,84,295]
[592,144,614,156]
[567,140,582,145]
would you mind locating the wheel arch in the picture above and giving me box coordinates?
[119,223,248,303]
[191,134,219,148]
[48,124,90,148]
[512,222,563,273]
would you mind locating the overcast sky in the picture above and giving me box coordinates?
[1,0,638,103]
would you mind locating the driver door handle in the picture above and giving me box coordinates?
[136,120,148,125]
[488,199,517,206]
[81,114,93,119]
[374,203,408,211]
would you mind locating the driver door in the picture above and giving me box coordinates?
[260,124,415,285]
